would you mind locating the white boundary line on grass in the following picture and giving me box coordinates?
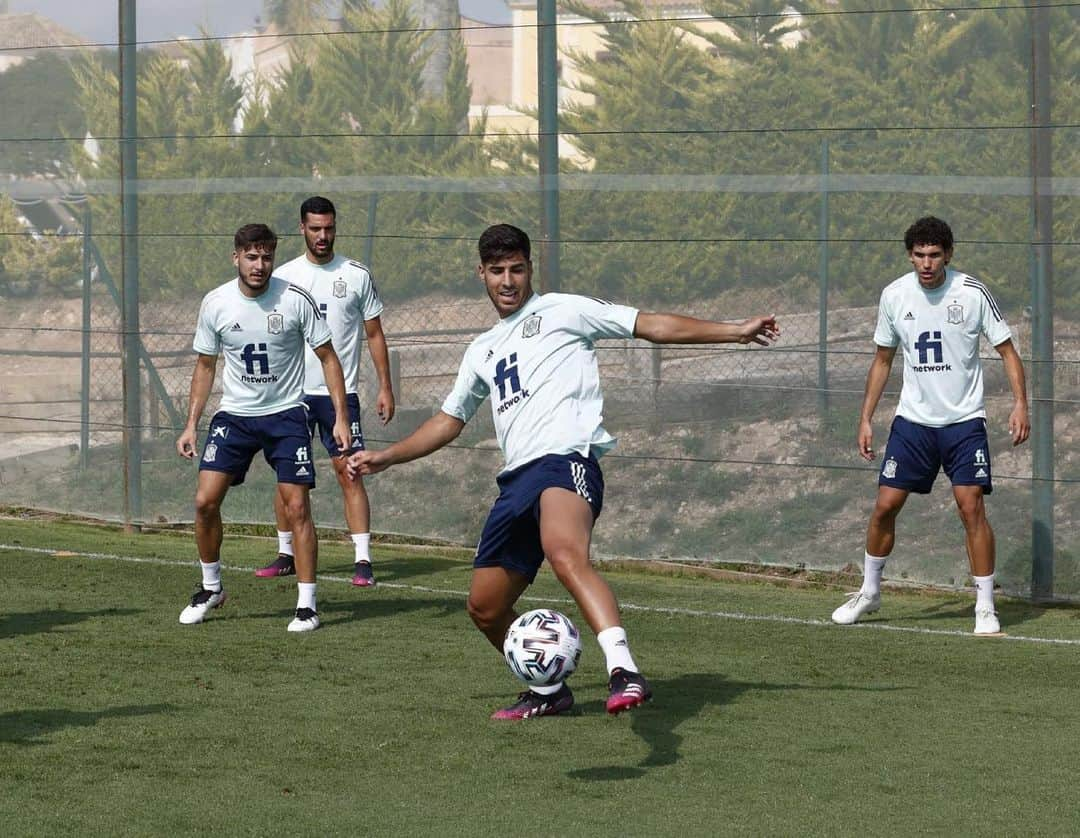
[6,542,1080,648]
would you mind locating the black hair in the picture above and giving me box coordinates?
[300,196,336,221]
[904,216,954,251]
[234,223,278,250]
[478,224,531,263]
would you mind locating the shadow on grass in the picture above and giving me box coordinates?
[567,672,907,780]
[0,608,141,639]
[0,703,173,745]
[905,598,1061,632]
[319,553,470,584]
[246,594,464,625]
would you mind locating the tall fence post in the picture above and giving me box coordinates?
[1028,0,1054,599]
[537,0,560,292]
[817,139,830,419]
[363,192,378,268]
[119,0,142,530]
[80,203,92,471]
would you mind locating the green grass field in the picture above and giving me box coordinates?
[3,513,1080,836]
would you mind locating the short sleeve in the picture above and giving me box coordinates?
[979,285,1012,347]
[192,296,220,355]
[354,265,384,321]
[440,347,490,424]
[295,289,332,349]
[572,295,639,341]
[872,290,899,348]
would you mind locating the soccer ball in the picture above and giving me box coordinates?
[503,609,582,687]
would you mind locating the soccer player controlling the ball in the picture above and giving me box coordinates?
[348,224,779,719]
[831,216,1030,635]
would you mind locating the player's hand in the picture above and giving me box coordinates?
[857,421,875,461]
[347,449,390,478]
[1009,402,1030,447]
[177,428,198,460]
[376,387,395,425]
[332,419,351,454]
[738,314,780,346]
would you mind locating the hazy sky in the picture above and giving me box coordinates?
[8,0,512,44]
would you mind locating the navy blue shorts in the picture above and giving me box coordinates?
[199,407,316,487]
[879,415,993,495]
[304,393,364,458]
[474,452,605,584]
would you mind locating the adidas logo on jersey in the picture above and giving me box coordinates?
[231,322,243,331]
[903,312,915,320]
[296,466,310,476]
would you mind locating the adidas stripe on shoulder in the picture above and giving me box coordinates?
[286,283,322,317]
[962,277,1003,321]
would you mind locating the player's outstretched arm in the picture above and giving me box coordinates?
[857,345,896,461]
[995,339,1030,446]
[633,312,779,346]
[177,354,217,459]
[364,316,395,425]
[314,342,351,452]
[347,411,466,478]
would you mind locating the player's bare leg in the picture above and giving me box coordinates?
[179,470,233,625]
[539,487,651,713]
[471,565,573,720]
[467,565,530,651]
[279,482,320,632]
[833,485,909,626]
[954,485,1000,634]
[332,454,376,586]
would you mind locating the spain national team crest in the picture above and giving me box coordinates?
[946,303,964,325]
[333,279,347,298]
[521,315,542,339]
[267,313,284,334]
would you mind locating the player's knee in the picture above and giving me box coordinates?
[280,496,310,526]
[466,595,506,632]
[955,497,985,528]
[193,492,220,519]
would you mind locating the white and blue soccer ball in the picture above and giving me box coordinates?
[503,608,582,687]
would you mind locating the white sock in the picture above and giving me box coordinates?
[861,552,887,596]
[277,531,294,557]
[200,561,222,592]
[597,626,638,675]
[351,532,371,564]
[530,681,563,695]
[297,582,317,612]
[973,574,995,610]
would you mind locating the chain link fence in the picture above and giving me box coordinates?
[0,1,1077,598]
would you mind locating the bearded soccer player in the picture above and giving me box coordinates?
[255,197,394,587]
[831,216,1029,635]
[176,223,350,632]
[348,224,779,719]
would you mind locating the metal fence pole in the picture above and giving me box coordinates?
[119,0,142,529]
[363,192,378,268]
[80,203,91,471]
[817,139,830,418]
[1028,0,1054,599]
[537,0,560,292]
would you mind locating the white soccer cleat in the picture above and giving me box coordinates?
[287,607,320,633]
[179,587,226,625]
[974,607,1001,636]
[831,591,881,625]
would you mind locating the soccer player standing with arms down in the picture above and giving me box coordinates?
[255,197,395,587]
[176,223,350,632]
[348,224,779,719]
[831,216,1030,635]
